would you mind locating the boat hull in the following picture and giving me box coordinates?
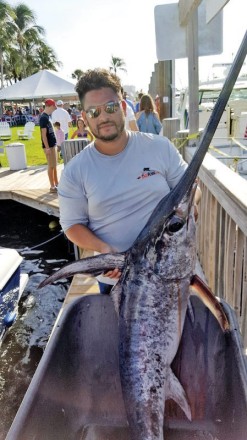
[6,294,247,440]
[0,248,28,340]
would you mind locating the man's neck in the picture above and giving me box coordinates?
[94,130,129,155]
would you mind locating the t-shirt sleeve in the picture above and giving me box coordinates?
[58,166,89,232]
[165,139,188,188]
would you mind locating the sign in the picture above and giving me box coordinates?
[179,0,202,25]
[155,2,223,60]
[206,0,230,24]
[163,96,169,103]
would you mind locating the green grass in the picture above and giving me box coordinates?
[0,125,74,167]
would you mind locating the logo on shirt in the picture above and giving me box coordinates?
[137,167,160,180]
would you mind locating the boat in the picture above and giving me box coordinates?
[6,293,247,440]
[176,68,247,178]
[0,247,28,340]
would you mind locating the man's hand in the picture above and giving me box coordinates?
[101,244,121,279]
[103,268,121,279]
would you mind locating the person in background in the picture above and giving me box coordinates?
[51,100,72,140]
[122,90,135,112]
[53,121,65,160]
[121,99,139,131]
[135,92,144,113]
[71,117,93,140]
[121,86,138,131]
[40,99,58,193]
[136,94,162,135]
[58,68,201,295]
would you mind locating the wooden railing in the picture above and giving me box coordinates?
[184,147,247,348]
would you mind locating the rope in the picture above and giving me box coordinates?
[18,231,64,253]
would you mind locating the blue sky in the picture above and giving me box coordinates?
[11,0,247,91]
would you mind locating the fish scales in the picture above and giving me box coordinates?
[112,206,196,439]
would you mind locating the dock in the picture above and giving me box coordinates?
[0,164,63,217]
[0,163,100,306]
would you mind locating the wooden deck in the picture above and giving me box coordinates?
[0,164,64,217]
[63,274,99,305]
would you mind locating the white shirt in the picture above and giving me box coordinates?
[52,107,71,135]
[125,103,136,130]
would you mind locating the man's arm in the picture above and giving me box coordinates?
[41,127,51,154]
[65,224,114,254]
[65,224,121,279]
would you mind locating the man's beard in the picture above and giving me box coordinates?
[90,120,125,142]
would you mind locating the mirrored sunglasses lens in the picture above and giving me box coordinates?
[87,108,100,118]
[105,102,118,114]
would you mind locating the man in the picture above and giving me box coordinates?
[121,98,139,131]
[135,92,144,113]
[122,89,135,112]
[58,68,200,293]
[40,99,58,193]
[51,100,72,139]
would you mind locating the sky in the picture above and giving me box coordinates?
[10,0,247,92]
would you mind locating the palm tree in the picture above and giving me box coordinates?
[109,56,127,75]
[3,46,22,83]
[26,40,62,75]
[0,1,16,88]
[12,3,45,79]
[71,69,84,81]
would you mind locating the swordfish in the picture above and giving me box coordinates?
[39,32,247,440]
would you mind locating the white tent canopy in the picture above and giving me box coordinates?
[0,70,78,102]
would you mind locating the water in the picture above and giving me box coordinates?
[0,200,73,438]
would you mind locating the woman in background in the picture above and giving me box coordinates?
[136,94,162,135]
[71,117,93,141]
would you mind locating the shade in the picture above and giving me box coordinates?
[0,70,78,102]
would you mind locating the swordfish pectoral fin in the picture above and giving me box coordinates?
[190,275,230,332]
[165,367,192,421]
[38,252,126,289]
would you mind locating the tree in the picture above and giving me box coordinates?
[3,46,22,84]
[26,40,62,75]
[0,3,61,84]
[71,69,84,81]
[0,1,16,88]
[109,56,127,75]
[12,3,45,79]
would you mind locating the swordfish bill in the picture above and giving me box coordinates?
[38,31,247,440]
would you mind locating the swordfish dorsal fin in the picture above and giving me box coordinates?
[38,252,126,288]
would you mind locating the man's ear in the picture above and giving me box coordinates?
[81,111,88,124]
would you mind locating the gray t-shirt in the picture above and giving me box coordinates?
[58,131,187,252]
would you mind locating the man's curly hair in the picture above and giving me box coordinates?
[75,68,122,109]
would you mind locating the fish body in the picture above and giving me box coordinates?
[111,191,196,439]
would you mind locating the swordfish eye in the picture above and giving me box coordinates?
[166,215,186,235]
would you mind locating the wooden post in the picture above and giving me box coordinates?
[186,8,199,140]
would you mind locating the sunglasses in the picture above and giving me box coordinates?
[85,101,121,119]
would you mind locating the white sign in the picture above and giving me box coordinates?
[163,96,169,103]
[179,0,202,25]
[206,0,230,24]
[155,2,223,60]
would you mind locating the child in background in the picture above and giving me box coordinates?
[53,121,65,159]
